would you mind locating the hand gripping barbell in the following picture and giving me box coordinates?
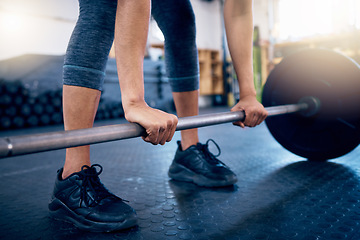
[0,48,359,160]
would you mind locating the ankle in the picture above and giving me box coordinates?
[180,137,199,151]
[62,168,78,180]
[180,129,199,150]
[63,161,92,179]
[180,142,195,151]
[62,147,91,179]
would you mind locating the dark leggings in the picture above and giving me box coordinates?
[63,0,199,92]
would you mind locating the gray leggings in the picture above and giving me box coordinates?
[63,0,199,93]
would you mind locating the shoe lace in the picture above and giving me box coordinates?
[201,139,227,166]
[78,164,121,207]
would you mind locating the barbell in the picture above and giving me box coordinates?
[0,48,359,160]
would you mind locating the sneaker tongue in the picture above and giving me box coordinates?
[82,167,97,175]
[196,142,204,149]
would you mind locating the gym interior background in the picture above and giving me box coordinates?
[1,0,360,239]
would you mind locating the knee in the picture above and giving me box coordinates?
[171,13,196,43]
[157,7,196,44]
[78,0,117,28]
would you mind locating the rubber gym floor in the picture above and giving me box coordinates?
[0,107,360,240]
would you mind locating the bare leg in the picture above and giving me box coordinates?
[172,90,199,150]
[62,85,101,179]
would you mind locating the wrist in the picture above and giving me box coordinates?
[236,72,256,98]
[122,96,147,112]
[239,89,257,98]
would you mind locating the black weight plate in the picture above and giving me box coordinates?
[262,48,360,160]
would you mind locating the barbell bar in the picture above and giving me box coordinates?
[0,101,312,158]
[1,48,359,160]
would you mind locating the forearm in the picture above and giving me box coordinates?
[114,0,150,109]
[224,0,255,97]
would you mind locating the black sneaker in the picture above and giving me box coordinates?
[168,139,238,187]
[48,164,137,232]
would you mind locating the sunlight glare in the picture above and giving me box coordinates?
[0,13,23,32]
[278,0,333,41]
